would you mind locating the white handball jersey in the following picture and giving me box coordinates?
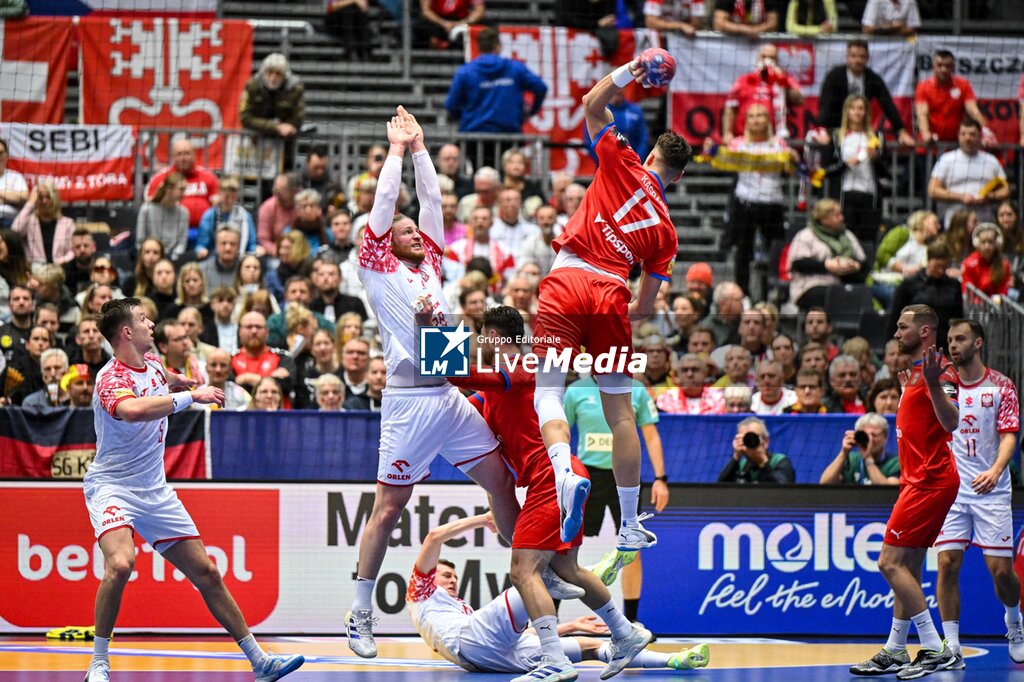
[86,352,170,491]
[953,368,1019,500]
[406,567,474,667]
[358,151,450,387]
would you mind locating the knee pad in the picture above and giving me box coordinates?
[533,383,567,428]
[596,372,633,395]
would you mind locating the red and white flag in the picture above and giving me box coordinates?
[0,18,73,124]
[79,17,252,168]
[0,123,136,202]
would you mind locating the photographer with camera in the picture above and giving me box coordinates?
[717,417,795,484]
[820,412,899,485]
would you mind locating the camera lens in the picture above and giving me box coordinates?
[854,430,870,448]
[743,432,761,449]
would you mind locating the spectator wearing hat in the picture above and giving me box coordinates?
[686,262,714,308]
[61,363,95,408]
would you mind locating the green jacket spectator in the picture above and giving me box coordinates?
[819,412,900,485]
[718,417,795,484]
[240,53,306,138]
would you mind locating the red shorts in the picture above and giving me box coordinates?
[884,483,959,548]
[532,268,632,366]
[512,456,589,552]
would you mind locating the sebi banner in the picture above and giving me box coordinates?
[639,486,1023,636]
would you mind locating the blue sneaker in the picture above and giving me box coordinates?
[254,652,305,681]
[556,472,590,543]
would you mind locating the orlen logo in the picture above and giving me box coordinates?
[698,513,886,574]
[0,487,279,628]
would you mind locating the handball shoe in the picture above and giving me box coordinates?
[511,655,578,682]
[541,566,585,600]
[616,513,657,551]
[556,472,590,543]
[254,652,305,681]
[589,549,638,586]
[896,643,956,680]
[849,648,910,675]
[346,609,378,658]
[83,660,109,682]
[600,623,653,679]
[1008,618,1024,663]
[668,643,710,670]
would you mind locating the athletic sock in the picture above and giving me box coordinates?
[504,589,531,632]
[942,620,960,651]
[533,616,564,660]
[884,618,910,653]
[548,442,573,482]
[624,598,639,623]
[237,633,268,668]
[92,635,110,662]
[617,486,640,528]
[911,609,943,651]
[594,600,633,640]
[352,577,375,612]
[1005,605,1022,627]
[597,643,671,668]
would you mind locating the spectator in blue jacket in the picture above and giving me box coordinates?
[445,27,547,135]
[195,177,259,260]
[584,90,649,163]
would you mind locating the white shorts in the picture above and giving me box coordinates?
[935,498,1014,557]
[84,483,199,553]
[457,590,543,673]
[377,384,499,486]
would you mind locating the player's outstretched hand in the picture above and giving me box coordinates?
[191,385,225,408]
[921,345,945,385]
[397,106,425,152]
[386,113,416,150]
[567,615,609,635]
[167,372,198,392]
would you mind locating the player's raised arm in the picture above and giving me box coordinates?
[366,112,413,239]
[413,512,497,576]
[581,61,645,142]
[399,106,445,249]
[922,346,959,432]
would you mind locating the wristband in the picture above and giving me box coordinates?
[654,475,669,483]
[611,63,634,88]
[171,392,194,413]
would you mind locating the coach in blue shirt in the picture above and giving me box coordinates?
[445,27,548,134]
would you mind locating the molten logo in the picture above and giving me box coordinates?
[392,460,411,473]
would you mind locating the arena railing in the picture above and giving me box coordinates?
[964,284,1024,418]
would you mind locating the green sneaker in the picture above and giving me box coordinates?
[667,643,710,670]
[589,549,638,586]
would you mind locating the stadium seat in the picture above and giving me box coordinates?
[824,283,874,340]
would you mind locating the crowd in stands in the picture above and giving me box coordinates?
[0,3,1022,488]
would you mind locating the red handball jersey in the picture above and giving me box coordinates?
[553,124,677,283]
[895,360,960,489]
[449,364,550,485]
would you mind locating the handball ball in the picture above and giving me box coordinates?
[638,48,676,87]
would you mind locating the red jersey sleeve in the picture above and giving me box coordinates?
[406,565,438,603]
[593,124,641,173]
[958,76,977,102]
[997,377,1020,434]
[96,366,137,417]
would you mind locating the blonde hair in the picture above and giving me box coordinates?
[175,262,209,306]
[277,230,310,267]
[838,95,879,146]
[906,210,937,234]
[285,302,315,334]
[811,199,841,223]
[34,182,63,218]
[335,312,364,346]
[152,172,184,204]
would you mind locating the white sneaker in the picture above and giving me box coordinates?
[541,566,585,600]
[511,654,578,682]
[616,513,657,551]
[556,472,590,543]
[346,608,378,658]
[1008,618,1024,663]
[83,659,109,682]
[254,652,305,681]
[600,623,653,680]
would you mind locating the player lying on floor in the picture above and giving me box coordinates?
[406,512,709,676]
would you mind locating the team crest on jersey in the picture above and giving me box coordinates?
[982,393,994,407]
